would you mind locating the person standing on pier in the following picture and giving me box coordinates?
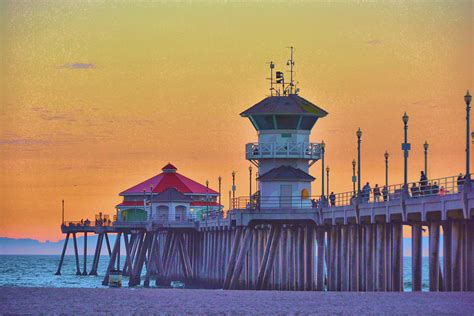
[329,192,336,207]
[373,184,381,202]
[457,173,464,193]
[382,185,388,201]
[420,171,428,195]
[363,182,371,202]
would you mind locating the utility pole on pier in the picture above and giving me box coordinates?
[352,159,356,196]
[218,176,222,209]
[424,141,429,177]
[249,166,252,198]
[321,141,326,202]
[402,113,410,189]
[465,90,472,183]
[326,166,330,197]
[62,199,64,225]
[356,128,362,196]
[384,151,389,188]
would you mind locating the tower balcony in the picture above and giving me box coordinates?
[246,142,322,160]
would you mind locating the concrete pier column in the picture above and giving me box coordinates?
[359,226,366,291]
[385,224,392,291]
[391,223,403,292]
[451,221,462,291]
[341,225,349,291]
[329,226,337,291]
[365,225,374,291]
[82,232,88,276]
[316,228,325,291]
[280,227,288,290]
[350,225,359,291]
[429,222,440,291]
[304,225,314,291]
[467,221,474,291]
[442,221,452,291]
[412,223,423,291]
[336,226,342,291]
[55,233,70,275]
[298,226,305,291]
[376,223,385,291]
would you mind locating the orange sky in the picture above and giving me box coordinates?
[0,1,473,242]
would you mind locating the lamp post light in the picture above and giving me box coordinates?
[321,140,326,199]
[384,151,389,188]
[206,180,209,217]
[218,176,222,209]
[352,159,356,196]
[356,128,362,196]
[423,141,429,177]
[231,171,236,201]
[465,90,472,182]
[402,112,410,190]
[249,165,253,198]
[326,166,330,197]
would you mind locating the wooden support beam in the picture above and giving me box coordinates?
[89,233,103,276]
[72,233,81,275]
[256,226,276,290]
[443,221,452,291]
[365,225,374,292]
[376,223,385,291]
[129,232,152,287]
[451,221,462,291]
[304,225,314,291]
[329,226,337,291]
[341,225,349,291]
[350,225,359,291]
[391,223,403,292]
[55,232,70,275]
[223,227,243,289]
[230,227,254,289]
[429,222,440,291]
[144,232,157,288]
[412,223,422,291]
[102,232,122,286]
[104,233,112,257]
[316,228,325,291]
[178,234,193,279]
[123,233,134,277]
[260,224,281,290]
[385,224,392,291]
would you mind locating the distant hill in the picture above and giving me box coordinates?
[0,235,432,256]
[0,235,118,255]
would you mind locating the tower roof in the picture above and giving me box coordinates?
[153,188,192,203]
[258,165,315,182]
[120,164,218,195]
[240,94,328,117]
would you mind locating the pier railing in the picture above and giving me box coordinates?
[232,173,469,210]
[246,142,322,160]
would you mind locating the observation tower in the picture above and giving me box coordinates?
[240,48,328,209]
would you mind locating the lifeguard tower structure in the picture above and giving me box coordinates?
[241,48,327,209]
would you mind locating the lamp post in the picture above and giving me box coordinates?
[423,141,429,177]
[62,199,65,225]
[465,90,472,182]
[402,112,410,190]
[218,176,222,209]
[326,166,330,197]
[229,190,232,210]
[231,171,236,200]
[384,151,389,188]
[321,141,326,199]
[356,128,362,196]
[206,180,209,217]
[352,159,356,196]
[249,165,253,198]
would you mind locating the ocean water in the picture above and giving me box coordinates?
[0,255,432,291]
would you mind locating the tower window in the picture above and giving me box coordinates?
[299,116,318,130]
[301,188,309,200]
[275,115,299,129]
[253,115,275,129]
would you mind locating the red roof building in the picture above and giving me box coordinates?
[117,164,221,222]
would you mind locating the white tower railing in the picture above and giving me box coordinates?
[246,142,322,160]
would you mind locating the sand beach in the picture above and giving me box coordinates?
[1,287,473,315]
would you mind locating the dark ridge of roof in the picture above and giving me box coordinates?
[240,94,328,117]
[162,163,177,171]
[257,165,315,182]
[153,188,192,202]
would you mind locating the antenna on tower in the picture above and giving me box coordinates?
[267,61,275,96]
[287,46,295,94]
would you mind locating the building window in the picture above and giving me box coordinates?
[301,188,309,200]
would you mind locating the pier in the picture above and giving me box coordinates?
[55,57,473,292]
